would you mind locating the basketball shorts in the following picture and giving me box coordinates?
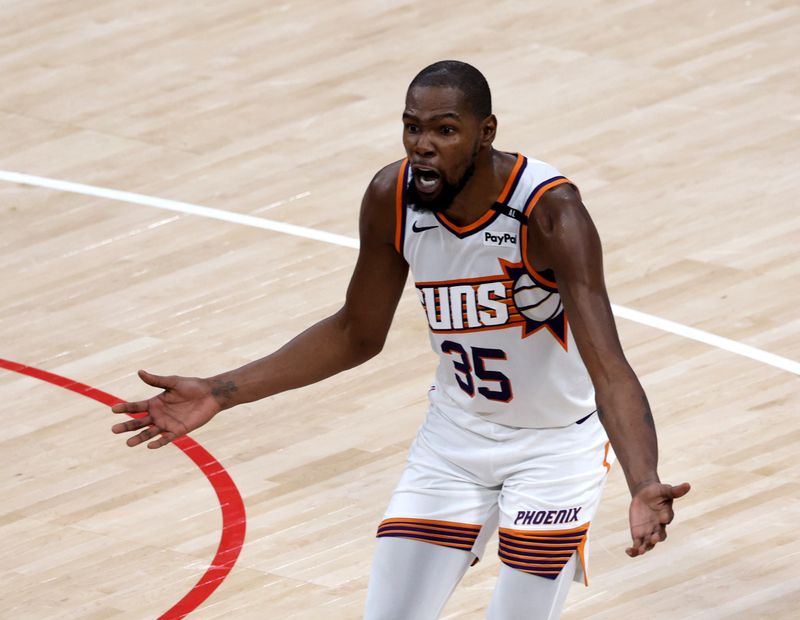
[376,403,615,585]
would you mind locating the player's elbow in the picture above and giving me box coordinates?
[351,333,386,362]
[593,370,646,417]
[333,308,388,364]
[341,324,387,365]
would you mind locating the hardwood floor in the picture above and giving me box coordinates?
[1,1,798,618]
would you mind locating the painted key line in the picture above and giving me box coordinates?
[0,358,247,620]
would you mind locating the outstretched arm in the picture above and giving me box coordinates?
[527,184,690,557]
[199,168,408,408]
[112,163,408,448]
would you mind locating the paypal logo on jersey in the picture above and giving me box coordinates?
[483,231,517,247]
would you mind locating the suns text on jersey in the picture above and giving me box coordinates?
[417,279,516,331]
[415,259,569,347]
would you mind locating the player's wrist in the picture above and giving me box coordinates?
[207,375,241,410]
[629,476,661,496]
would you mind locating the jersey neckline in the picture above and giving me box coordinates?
[432,152,527,239]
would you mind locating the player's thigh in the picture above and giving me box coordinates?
[364,537,473,620]
[486,554,577,620]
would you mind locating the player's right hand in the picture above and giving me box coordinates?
[110,369,222,449]
[626,480,691,557]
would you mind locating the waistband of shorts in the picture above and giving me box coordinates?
[429,397,598,434]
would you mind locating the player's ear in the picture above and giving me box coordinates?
[480,114,497,147]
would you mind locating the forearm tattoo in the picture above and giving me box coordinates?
[210,379,238,405]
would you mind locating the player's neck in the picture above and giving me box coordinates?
[442,148,515,227]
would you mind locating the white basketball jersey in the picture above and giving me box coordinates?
[395,153,596,428]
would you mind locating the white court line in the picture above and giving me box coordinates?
[2,169,798,376]
[611,305,800,375]
[0,170,358,249]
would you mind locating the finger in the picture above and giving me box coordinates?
[111,401,150,414]
[627,535,644,557]
[650,529,665,545]
[667,482,691,499]
[147,432,177,449]
[626,544,643,557]
[126,425,162,447]
[641,525,664,552]
[125,434,146,447]
[111,416,152,434]
[138,369,177,391]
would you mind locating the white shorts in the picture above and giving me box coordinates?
[377,404,615,584]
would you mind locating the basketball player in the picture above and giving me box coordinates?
[112,61,690,619]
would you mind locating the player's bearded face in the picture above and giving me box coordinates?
[407,154,477,213]
[402,85,486,213]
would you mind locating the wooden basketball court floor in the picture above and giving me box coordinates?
[1,1,799,618]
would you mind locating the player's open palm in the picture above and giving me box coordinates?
[111,370,222,449]
[626,481,691,557]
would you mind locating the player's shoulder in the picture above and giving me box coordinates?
[522,155,586,228]
[365,159,405,205]
[357,159,406,245]
[521,155,566,184]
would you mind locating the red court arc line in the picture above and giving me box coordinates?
[0,358,247,620]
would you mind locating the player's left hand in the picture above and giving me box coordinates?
[626,481,690,557]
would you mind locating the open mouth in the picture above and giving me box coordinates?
[412,166,442,194]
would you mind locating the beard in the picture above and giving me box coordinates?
[407,159,477,214]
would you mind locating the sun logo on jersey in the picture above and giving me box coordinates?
[415,259,568,349]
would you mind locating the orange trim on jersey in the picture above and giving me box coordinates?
[496,152,525,204]
[499,522,589,537]
[378,528,476,543]
[415,258,521,288]
[577,530,588,585]
[415,257,569,346]
[434,152,524,234]
[520,232,559,289]
[518,188,571,351]
[380,517,481,530]
[499,522,590,586]
[528,268,558,289]
[500,543,581,555]
[417,273,509,288]
[500,535,586,547]
[429,319,526,335]
[520,176,571,289]
[378,523,480,536]
[377,517,481,552]
[523,177,572,217]
[602,441,612,473]
[436,201,498,234]
[394,159,409,254]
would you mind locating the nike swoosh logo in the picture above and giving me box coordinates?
[412,222,438,233]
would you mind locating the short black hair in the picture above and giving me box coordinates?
[408,60,492,119]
